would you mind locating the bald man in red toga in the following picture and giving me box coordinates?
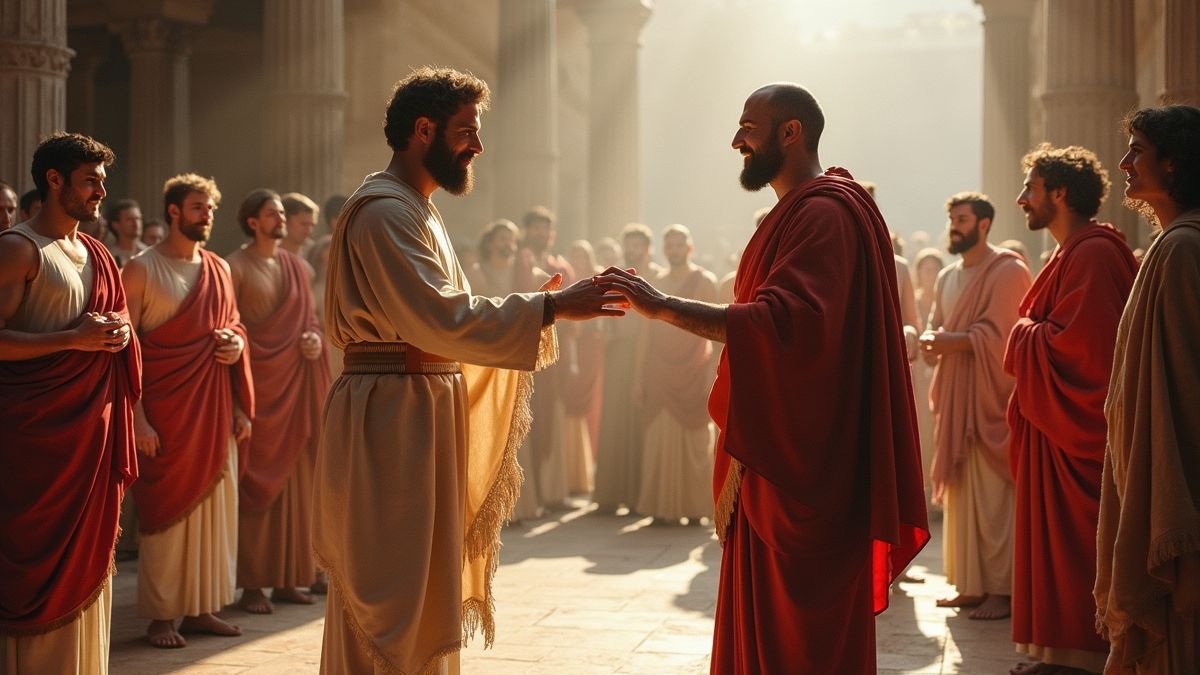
[598,83,930,674]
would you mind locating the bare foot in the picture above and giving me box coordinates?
[179,613,242,636]
[271,587,316,605]
[147,619,186,649]
[237,588,274,614]
[896,571,926,584]
[968,594,1011,620]
[309,571,328,595]
[936,593,986,608]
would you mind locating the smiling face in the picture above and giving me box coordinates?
[1119,129,1172,206]
[424,103,484,196]
[732,92,784,192]
[58,162,107,223]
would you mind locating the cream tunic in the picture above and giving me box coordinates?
[133,246,239,619]
[2,223,92,333]
[316,173,550,675]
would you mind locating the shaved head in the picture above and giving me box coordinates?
[752,83,825,153]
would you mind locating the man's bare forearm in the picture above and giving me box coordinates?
[655,296,728,343]
[0,329,76,361]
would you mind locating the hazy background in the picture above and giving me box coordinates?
[640,0,983,260]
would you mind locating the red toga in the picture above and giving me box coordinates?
[0,234,141,634]
[1005,224,1136,659]
[708,168,929,674]
[239,250,331,512]
[134,248,254,533]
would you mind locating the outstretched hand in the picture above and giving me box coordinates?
[591,267,667,319]
[550,274,628,321]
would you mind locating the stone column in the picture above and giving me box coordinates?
[494,0,559,227]
[1161,0,1200,105]
[1039,0,1139,238]
[118,18,192,218]
[576,0,650,239]
[261,0,347,204]
[0,0,73,192]
[65,28,110,137]
[976,0,1036,255]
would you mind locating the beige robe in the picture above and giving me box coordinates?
[0,582,111,675]
[133,247,240,619]
[634,266,718,521]
[1096,212,1200,675]
[0,225,108,674]
[315,172,553,675]
[928,246,1031,596]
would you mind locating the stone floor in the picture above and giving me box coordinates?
[109,504,1025,674]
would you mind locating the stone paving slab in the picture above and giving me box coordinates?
[109,504,1025,674]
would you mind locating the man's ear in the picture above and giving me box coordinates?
[414,116,436,146]
[979,217,993,237]
[779,119,803,149]
[46,168,65,194]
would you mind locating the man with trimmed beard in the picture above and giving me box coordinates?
[0,133,138,674]
[227,189,330,616]
[314,66,620,673]
[597,82,929,675]
[922,192,1031,621]
[467,219,525,299]
[1006,145,1136,675]
[122,173,254,649]
[1096,104,1200,675]
[633,224,718,525]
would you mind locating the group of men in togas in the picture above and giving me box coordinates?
[2,64,1198,675]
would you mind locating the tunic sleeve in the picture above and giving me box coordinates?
[339,199,546,371]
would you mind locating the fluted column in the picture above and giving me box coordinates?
[1040,0,1138,238]
[1161,0,1200,105]
[0,0,72,193]
[494,0,559,226]
[976,0,1035,254]
[261,0,346,203]
[118,18,191,218]
[576,0,650,238]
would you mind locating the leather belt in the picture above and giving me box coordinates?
[342,342,461,375]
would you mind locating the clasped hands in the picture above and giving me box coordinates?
[74,311,131,352]
[540,267,665,321]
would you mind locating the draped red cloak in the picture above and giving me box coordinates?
[239,250,331,512]
[1004,224,1136,656]
[0,233,141,635]
[134,248,254,533]
[708,169,929,674]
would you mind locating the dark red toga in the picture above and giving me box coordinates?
[239,250,331,512]
[708,168,929,674]
[0,234,141,634]
[1005,224,1136,659]
[134,249,254,533]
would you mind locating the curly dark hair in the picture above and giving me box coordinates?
[30,132,114,200]
[1122,105,1200,213]
[383,67,491,151]
[1021,143,1109,218]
